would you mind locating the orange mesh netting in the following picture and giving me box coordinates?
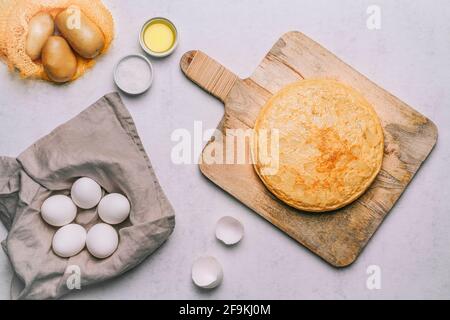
[0,0,114,81]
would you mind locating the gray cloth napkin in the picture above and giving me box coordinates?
[0,93,175,300]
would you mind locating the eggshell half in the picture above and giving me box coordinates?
[191,256,223,289]
[215,216,244,246]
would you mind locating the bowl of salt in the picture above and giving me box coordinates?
[113,54,154,95]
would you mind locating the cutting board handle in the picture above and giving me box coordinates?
[180,50,238,103]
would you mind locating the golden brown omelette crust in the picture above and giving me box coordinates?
[252,79,384,212]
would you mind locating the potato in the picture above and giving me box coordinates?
[26,13,55,61]
[42,36,77,83]
[55,7,105,59]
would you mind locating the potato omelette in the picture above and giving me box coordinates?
[252,79,384,212]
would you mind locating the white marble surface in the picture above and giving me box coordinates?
[1,0,449,300]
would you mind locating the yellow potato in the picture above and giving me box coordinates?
[42,36,77,83]
[55,6,105,59]
[26,13,55,61]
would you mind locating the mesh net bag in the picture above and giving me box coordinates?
[0,0,114,81]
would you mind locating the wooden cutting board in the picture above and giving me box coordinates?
[180,31,438,267]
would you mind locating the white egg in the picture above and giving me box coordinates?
[41,195,77,227]
[52,224,87,258]
[71,177,102,209]
[98,193,131,225]
[86,223,119,259]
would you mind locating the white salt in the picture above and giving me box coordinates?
[115,56,153,95]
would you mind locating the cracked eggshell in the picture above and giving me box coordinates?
[215,216,244,246]
[191,256,223,289]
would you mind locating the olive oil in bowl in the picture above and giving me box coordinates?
[140,18,178,58]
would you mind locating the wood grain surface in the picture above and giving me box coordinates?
[180,31,438,267]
